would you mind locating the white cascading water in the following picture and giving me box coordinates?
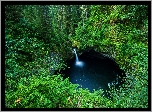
[73,48,84,67]
[73,48,79,62]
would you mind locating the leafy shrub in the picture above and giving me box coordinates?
[6,74,113,108]
[5,5,148,108]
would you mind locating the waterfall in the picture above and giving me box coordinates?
[73,48,84,67]
[73,48,79,62]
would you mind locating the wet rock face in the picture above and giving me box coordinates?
[61,50,126,98]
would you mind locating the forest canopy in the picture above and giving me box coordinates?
[5,5,148,108]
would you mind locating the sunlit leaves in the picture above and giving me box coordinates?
[5,5,148,108]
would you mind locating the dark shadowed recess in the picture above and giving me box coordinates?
[58,49,126,99]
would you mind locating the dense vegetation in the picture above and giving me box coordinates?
[5,5,148,108]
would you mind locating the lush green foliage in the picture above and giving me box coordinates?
[5,5,148,108]
[6,74,112,108]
